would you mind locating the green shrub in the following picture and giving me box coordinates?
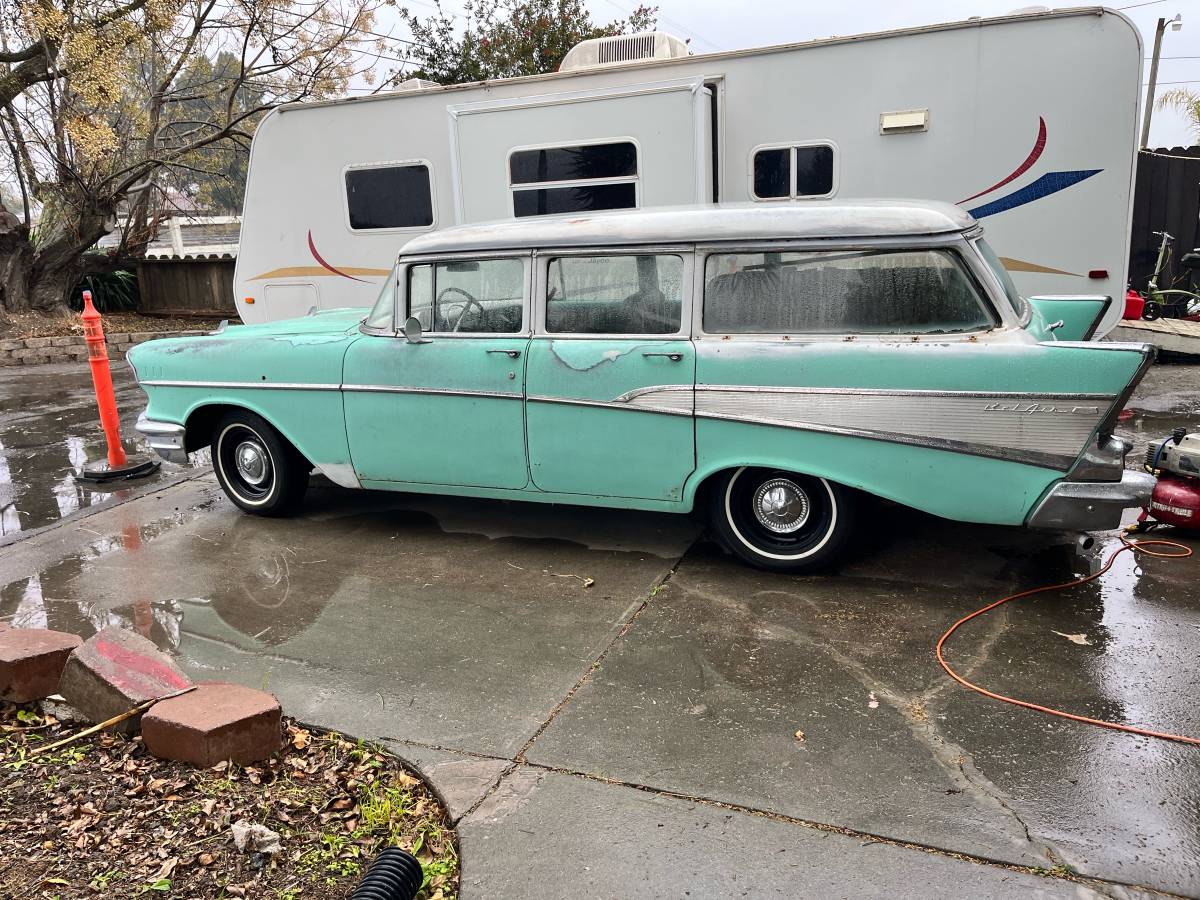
[71,269,140,313]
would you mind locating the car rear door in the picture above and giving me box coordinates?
[524,248,696,502]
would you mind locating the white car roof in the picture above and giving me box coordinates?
[398,201,977,257]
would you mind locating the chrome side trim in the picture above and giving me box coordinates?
[526,394,693,417]
[693,409,1076,470]
[139,379,340,391]
[341,384,521,400]
[313,462,361,489]
[1027,470,1156,531]
[616,383,1114,403]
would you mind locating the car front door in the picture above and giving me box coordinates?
[524,249,696,502]
[343,254,531,488]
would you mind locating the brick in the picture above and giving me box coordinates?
[22,336,53,348]
[142,682,282,767]
[0,629,83,703]
[58,628,191,733]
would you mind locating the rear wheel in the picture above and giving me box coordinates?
[212,410,308,516]
[708,467,855,573]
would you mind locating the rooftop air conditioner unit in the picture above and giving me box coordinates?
[559,31,689,72]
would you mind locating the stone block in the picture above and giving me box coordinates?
[0,339,22,351]
[104,332,129,344]
[128,332,158,343]
[22,336,53,348]
[142,682,283,767]
[50,336,79,347]
[58,627,191,733]
[19,354,49,366]
[0,629,83,703]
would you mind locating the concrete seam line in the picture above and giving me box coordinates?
[458,560,685,824]
[516,760,1179,899]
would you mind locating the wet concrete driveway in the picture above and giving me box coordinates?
[2,361,1199,898]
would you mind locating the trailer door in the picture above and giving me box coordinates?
[448,77,713,224]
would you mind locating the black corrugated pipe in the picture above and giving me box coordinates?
[350,847,424,900]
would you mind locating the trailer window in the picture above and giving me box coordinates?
[703,249,992,334]
[345,164,433,230]
[509,142,638,218]
[751,144,835,199]
[545,254,682,335]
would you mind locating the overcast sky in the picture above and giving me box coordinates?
[576,0,1198,147]
[380,0,1200,148]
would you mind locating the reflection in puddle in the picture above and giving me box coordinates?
[0,363,211,538]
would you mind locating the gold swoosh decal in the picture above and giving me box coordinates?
[249,265,390,281]
[999,257,1080,277]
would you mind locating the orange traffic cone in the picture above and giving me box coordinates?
[75,291,160,483]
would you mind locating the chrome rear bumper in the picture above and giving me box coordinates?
[135,412,187,464]
[1027,469,1156,531]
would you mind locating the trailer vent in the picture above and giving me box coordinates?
[393,77,439,92]
[560,31,689,72]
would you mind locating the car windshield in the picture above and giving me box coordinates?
[975,239,1024,319]
[364,266,398,330]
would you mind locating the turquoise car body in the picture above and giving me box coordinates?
[130,203,1153,531]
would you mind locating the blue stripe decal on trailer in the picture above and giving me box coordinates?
[966,169,1102,219]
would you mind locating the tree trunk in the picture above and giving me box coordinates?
[0,203,115,315]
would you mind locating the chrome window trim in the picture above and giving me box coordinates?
[402,253,533,338]
[533,247,695,339]
[696,241,999,339]
[967,236,1028,328]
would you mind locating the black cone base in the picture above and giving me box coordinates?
[75,455,161,484]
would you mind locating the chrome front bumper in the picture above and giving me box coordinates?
[1027,469,1156,531]
[135,412,188,464]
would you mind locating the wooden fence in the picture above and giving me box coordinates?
[135,258,237,317]
[1129,147,1200,292]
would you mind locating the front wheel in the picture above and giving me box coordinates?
[708,468,855,573]
[212,411,308,516]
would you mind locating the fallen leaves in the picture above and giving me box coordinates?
[1052,630,1093,646]
[0,703,458,899]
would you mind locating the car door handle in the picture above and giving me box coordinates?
[487,349,521,359]
[643,352,683,362]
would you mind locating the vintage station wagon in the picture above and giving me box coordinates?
[131,203,1155,571]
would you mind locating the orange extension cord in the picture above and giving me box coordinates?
[936,536,1199,746]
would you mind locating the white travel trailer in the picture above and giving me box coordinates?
[235,6,1141,336]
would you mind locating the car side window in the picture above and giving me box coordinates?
[545,254,683,335]
[703,249,993,334]
[408,258,525,334]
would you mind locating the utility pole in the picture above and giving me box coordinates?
[1142,14,1183,149]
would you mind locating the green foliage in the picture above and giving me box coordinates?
[71,268,140,312]
[396,0,660,85]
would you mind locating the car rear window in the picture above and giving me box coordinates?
[703,249,993,334]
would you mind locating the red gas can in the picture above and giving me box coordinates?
[1123,289,1145,320]
[1148,475,1200,530]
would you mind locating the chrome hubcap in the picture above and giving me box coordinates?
[753,478,809,534]
[234,440,269,486]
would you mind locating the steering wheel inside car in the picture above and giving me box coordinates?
[436,286,485,332]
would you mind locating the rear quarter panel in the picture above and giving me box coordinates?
[688,338,1149,525]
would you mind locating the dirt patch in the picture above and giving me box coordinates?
[0,702,458,899]
[0,312,225,340]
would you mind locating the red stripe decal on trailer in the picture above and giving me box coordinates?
[958,116,1047,204]
[308,230,369,282]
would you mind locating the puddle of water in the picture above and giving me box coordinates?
[0,363,209,538]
